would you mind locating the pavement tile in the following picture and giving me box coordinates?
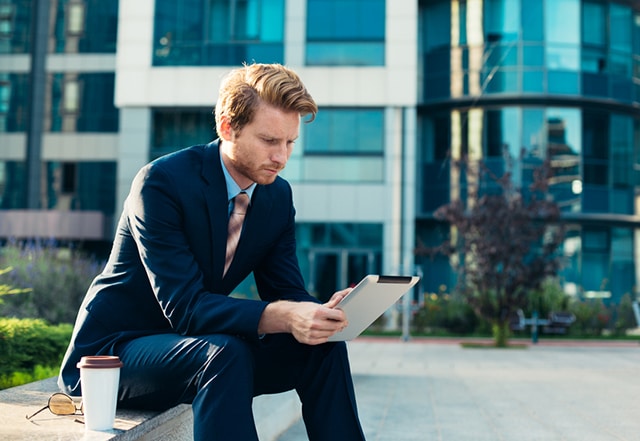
[277,337,640,441]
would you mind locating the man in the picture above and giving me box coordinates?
[59,63,366,440]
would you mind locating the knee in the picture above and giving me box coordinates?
[197,335,254,378]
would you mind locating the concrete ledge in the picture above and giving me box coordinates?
[0,377,301,441]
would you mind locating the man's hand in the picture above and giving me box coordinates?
[323,287,352,309]
[258,290,352,345]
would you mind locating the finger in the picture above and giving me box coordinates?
[324,288,352,308]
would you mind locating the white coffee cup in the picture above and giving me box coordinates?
[77,355,123,431]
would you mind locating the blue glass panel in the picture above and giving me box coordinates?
[421,162,450,212]
[306,42,384,66]
[610,4,632,53]
[581,251,609,292]
[582,72,608,97]
[422,0,450,50]
[544,0,579,44]
[0,161,26,208]
[484,0,520,42]
[483,70,518,93]
[523,71,544,92]
[634,11,640,54]
[0,73,30,132]
[49,73,119,132]
[307,0,384,40]
[151,108,215,160]
[546,45,579,70]
[610,77,633,102]
[304,108,384,155]
[548,71,579,94]
[77,74,119,132]
[52,0,119,53]
[153,0,284,65]
[521,0,543,41]
[523,44,544,66]
[582,2,605,46]
[0,0,31,54]
[77,162,116,214]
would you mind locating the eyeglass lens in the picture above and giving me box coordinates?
[49,393,81,415]
[25,393,83,420]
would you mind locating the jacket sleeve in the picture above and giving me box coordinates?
[125,162,268,337]
[251,185,320,305]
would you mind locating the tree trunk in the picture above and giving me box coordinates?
[492,320,510,347]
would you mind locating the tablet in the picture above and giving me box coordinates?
[328,274,420,342]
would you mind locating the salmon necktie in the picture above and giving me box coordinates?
[223,192,249,277]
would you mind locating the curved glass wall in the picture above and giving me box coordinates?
[420,0,640,103]
[418,1,640,303]
[419,107,639,216]
[418,106,640,302]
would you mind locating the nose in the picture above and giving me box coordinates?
[271,143,289,165]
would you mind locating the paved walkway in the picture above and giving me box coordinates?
[277,337,640,441]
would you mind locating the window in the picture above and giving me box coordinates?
[285,108,385,182]
[0,161,26,209]
[0,0,30,53]
[44,161,116,213]
[306,0,385,66]
[545,0,580,71]
[0,3,14,38]
[151,109,215,160]
[51,0,118,53]
[49,73,118,132]
[304,108,384,155]
[484,0,520,42]
[153,0,284,66]
[0,73,29,132]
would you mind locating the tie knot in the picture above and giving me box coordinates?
[233,192,250,215]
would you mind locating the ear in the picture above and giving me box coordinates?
[218,116,233,141]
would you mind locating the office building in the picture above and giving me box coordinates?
[1,0,639,304]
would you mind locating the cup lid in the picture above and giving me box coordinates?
[77,355,123,369]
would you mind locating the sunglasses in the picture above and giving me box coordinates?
[25,392,83,420]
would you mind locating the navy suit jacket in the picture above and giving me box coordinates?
[59,140,317,395]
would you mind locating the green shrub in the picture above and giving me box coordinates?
[0,364,60,390]
[0,317,73,381]
[413,292,478,335]
[0,240,102,324]
[567,298,610,336]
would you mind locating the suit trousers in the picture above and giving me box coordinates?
[115,332,366,441]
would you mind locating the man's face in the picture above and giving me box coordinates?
[220,102,300,188]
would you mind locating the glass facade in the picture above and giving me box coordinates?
[0,0,31,54]
[48,73,119,132]
[151,108,216,160]
[0,161,26,209]
[153,0,285,66]
[0,1,119,215]
[285,108,386,183]
[421,0,640,103]
[43,161,116,215]
[0,73,29,132]
[418,0,640,303]
[50,0,119,53]
[306,0,385,66]
[296,223,383,301]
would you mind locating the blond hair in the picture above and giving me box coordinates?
[215,63,318,134]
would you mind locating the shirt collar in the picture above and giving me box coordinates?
[219,151,256,202]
